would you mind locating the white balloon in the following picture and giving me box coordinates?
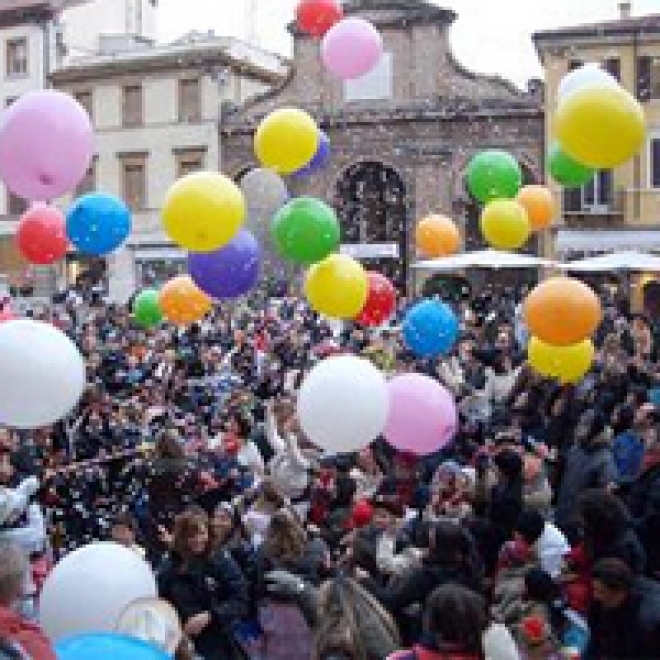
[0,319,85,429]
[557,63,619,102]
[40,542,158,641]
[297,355,389,454]
[240,168,288,229]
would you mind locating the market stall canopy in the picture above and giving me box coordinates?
[413,249,556,271]
[562,251,660,273]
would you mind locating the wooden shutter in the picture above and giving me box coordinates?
[604,58,621,82]
[637,56,652,102]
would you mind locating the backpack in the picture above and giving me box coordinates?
[612,430,645,484]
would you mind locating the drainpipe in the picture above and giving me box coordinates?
[632,29,641,220]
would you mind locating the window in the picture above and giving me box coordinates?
[120,154,147,210]
[6,38,28,77]
[178,78,201,122]
[604,58,621,83]
[122,85,143,127]
[175,148,205,178]
[345,53,392,102]
[651,58,660,100]
[651,136,660,189]
[563,170,613,213]
[4,97,16,108]
[76,158,96,196]
[637,56,660,101]
[75,91,93,122]
[7,192,27,216]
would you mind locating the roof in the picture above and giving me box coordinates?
[534,13,660,43]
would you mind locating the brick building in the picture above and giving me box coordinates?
[221,0,544,292]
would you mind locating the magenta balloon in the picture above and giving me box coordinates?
[321,17,383,80]
[188,229,261,300]
[384,374,458,456]
[0,91,94,202]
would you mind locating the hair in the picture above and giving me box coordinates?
[172,509,211,561]
[155,430,185,461]
[515,510,546,545]
[228,411,252,439]
[592,558,634,593]
[255,478,286,511]
[428,521,477,573]
[111,512,138,533]
[578,489,631,547]
[312,577,400,660]
[0,542,27,606]
[262,509,307,564]
[424,584,486,656]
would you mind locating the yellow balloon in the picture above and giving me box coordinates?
[305,254,368,320]
[528,337,595,384]
[255,108,319,175]
[162,172,245,252]
[480,200,531,250]
[554,85,646,169]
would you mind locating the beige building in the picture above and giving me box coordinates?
[534,2,660,260]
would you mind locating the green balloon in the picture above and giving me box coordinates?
[132,289,162,328]
[271,197,340,265]
[466,150,523,204]
[548,142,595,189]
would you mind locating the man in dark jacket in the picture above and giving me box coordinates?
[588,558,660,659]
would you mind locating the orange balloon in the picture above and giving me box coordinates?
[158,275,212,325]
[415,215,461,258]
[517,185,554,232]
[524,277,602,346]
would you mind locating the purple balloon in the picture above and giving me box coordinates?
[0,91,94,202]
[188,230,261,300]
[292,131,331,178]
[384,374,458,456]
[321,17,383,80]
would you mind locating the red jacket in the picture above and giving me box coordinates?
[0,606,56,660]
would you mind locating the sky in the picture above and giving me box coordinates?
[157,0,659,88]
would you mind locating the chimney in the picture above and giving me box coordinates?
[619,2,632,19]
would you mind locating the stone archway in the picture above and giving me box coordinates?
[335,161,409,290]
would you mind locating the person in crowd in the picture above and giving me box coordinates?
[513,510,570,579]
[110,512,146,558]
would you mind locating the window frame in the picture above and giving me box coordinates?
[178,77,202,123]
[5,37,28,78]
[119,153,148,211]
[650,131,660,189]
[122,84,144,128]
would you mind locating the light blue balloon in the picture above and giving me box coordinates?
[56,633,169,660]
[66,193,132,256]
[403,299,459,358]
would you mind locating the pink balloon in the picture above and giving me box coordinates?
[321,17,383,80]
[384,374,458,456]
[0,303,15,323]
[0,90,94,202]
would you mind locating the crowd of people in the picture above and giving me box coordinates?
[2,281,660,659]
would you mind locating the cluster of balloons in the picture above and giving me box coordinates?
[296,0,384,81]
[553,63,646,170]
[466,150,554,250]
[524,276,602,384]
[297,355,458,457]
[415,215,461,258]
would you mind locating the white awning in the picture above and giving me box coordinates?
[132,247,186,261]
[556,229,660,255]
[413,250,554,271]
[562,251,660,273]
[341,243,399,259]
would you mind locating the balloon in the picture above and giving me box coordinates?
[321,17,384,80]
[415,215,461,258]
[403,300,459,358]
[255,109,319,175]
[292,131,331,177]
[466,150,522,204]
[66,193,131,256]
[239,168,289,230]
[0,320,85,429]
[0,90,93,201]
[554,85,646,169]
[0,306,15,323]
[56,634,168,660]
[528,337,595,384]
[304,254,368,319]
[385,374,458,456]
[480,200,531,250]
[355,272,397,327]
[297,355,389,453]
[558,63,619,102]
[296,0,343,37]
[271,197,340,265]
[548,142,594,189]
[516,186,554,232]
[524,277,602,346]
[40,542,157,641]
[158,275,212,325]
[162,172,245,252]
[15,204,68,265]
[132,289,162,328]
[188,229,261,300]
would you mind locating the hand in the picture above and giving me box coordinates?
[184,611,211,637]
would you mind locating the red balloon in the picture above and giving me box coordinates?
[295,0,343,37]
[16,204,68,265]
[355,272,397,327]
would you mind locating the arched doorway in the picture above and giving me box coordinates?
[335,161,408,291]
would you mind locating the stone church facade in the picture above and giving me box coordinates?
[221,0,544,291]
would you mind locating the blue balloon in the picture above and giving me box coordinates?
[403,299,459,358]
[56,633,168,660]
[649,388,660,407]
[66,193,131,255]
[292,131,331,177]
